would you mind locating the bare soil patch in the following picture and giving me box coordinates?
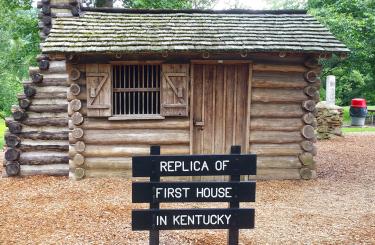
[0,134,374,244]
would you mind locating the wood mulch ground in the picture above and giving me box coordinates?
[0,134,374,244]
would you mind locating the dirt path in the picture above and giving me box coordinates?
[0,134,374,244]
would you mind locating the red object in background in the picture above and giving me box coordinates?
[351,98,367,108]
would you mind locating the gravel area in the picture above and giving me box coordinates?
[0,134,374,244]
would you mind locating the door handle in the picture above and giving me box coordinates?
[194,120,204,130]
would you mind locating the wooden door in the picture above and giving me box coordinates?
[192,63,251,157]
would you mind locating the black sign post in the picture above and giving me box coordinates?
[131,145,257,245]
[228,145,241,245]
[149,145,160,245]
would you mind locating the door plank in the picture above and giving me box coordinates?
[225,65,235,153]
[193,64,249,156]
[214,64,225,154]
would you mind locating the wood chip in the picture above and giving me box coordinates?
[0,134,374,244]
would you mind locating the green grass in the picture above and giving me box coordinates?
[342,127,375,133]
[0,118,5,149]
[342,105,375,125]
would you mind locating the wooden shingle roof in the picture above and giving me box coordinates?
[42,9,349,54]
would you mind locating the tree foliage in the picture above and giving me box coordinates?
[1,0,373,116]
[265,0,375,106]
[123,0,191,9]
[123,0,217,9]
[82,0,217,9]
[309,0,375,105]
[95,0,114,7]
[264,0,307,10]
[0,0,39,118]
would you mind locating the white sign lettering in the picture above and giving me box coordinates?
[156,214,232,226]
[159,160,209,172]
[214,160,229,171]
[196,187,232,198]
[155,187,190,199]
[153,187,233,199]
[156,215,167,226]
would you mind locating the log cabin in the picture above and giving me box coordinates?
[2,0,349,180]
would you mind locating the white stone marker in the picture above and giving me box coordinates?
[326,75,336,106]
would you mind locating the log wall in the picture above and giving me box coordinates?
[3,44,320,181]
[67,56,320,180]
[67,63,190,179]
[3,58,69,177]
[249,58,320,180]
[1,0,76,177]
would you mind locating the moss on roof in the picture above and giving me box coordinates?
[42,10,349,54]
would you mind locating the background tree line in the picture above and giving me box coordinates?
[0,0,374,118]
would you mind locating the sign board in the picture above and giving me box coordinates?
[131,145,256,245]
[133,181,256,203]
[132,208,255,231]
[132,154,257,177]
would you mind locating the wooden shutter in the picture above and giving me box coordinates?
[86,64,111,117]
[161,64,189,117]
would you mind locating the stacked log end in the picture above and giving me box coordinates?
[316,101,344,139]
[298,59,320,179]
[37,0,80,42]
[67,64,86,180]
[2,55,69,177]
[2,0,81,176]
[249,56,320,180]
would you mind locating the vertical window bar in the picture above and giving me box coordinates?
[149,65,151,114]
[112,64,161,116]
[127,65,129,114]
[134,65,136,114]
[117,65,119,115]
[122,65,125,115]
[157,65,160,114]
[114,66,116,115]
[148,65,151,114]
[142,65,149,114]
[118,65,121,115]
[127,65,130,114]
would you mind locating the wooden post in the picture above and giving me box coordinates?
[228,145,241,245]
[150,145,160,245]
